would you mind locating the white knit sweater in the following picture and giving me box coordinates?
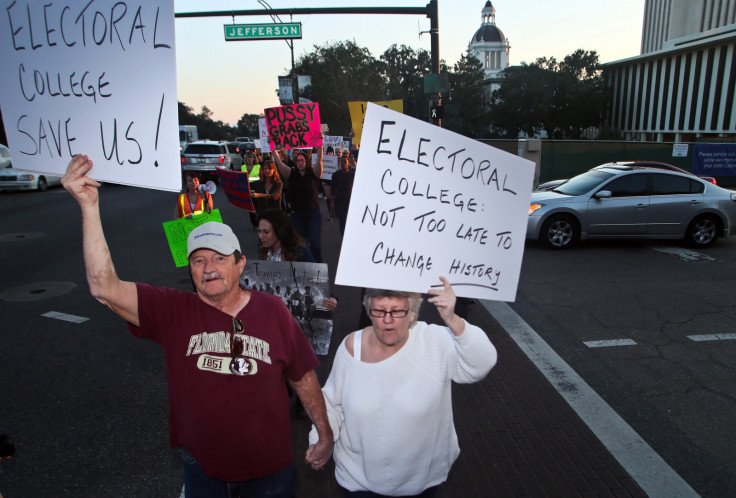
[310,320,497,495]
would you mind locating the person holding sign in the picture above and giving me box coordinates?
[242,151,263,229]
[174,172,213,219]
[308,277,496,496]
[256,209,338,312]
[274,146,325,262]
[61,155,333,497]
[331,153,356,235]
[250,160,283,215]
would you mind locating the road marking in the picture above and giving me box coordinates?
[650,246,717,262]
[482,300,698,498]
[688,333,736,342]
[584,339,637,348]
[42,311,90,323]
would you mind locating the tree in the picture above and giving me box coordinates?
[490,50,608,139]
[236,114,262,138]
[291,40,387,135]
[177,102,234,141]
[443,54,489,138]
[381,44,432,121]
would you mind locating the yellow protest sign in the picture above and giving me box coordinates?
[348,100,403,145]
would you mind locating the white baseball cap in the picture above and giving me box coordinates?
[187,222,241,259]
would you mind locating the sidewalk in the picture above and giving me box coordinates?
[289,206,647,497]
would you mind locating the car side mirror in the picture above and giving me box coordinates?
[594,190,612,199]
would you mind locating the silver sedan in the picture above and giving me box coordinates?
[527,163,736,249]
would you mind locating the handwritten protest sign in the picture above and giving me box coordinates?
[324,135,350,153]
[163,210,224,267]
[216,168,255,212]
[258,118,270,153]
[321,155,339,180]
[336,103,535,302]
[348,100,403,145]
[0,0,181,192]
[264,103,322,150]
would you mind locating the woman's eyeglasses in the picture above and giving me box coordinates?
[369,309,409,318]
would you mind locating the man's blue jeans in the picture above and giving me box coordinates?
[182,448,296,498]
[290,209,323,262]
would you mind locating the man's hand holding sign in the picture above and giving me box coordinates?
[336,103,535,301]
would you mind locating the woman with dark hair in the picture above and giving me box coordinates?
[274,145,324,262]
[256,209,338,311]
[250,159,283,213]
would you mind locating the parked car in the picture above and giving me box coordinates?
[535,161,717,191]
[181,141,243,181]
[527,162,736,249]
[0,144,62,192]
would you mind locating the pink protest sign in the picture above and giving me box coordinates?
[264,103,322,150]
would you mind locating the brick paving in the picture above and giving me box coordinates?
[290,208,646,497]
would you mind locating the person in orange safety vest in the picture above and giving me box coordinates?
[175,172,214,219]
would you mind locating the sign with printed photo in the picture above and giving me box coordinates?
[240,260,333,355]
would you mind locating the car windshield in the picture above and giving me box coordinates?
[184,144,221,154]
[554,169,616,196]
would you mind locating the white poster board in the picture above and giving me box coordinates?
[336,103,535,302]
[0,0,180,192]
[258,118,270,153]
[321,155,338,180]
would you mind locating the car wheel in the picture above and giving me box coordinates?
[37,176,47,191]
[686,215,718,248]
[540,214,578,249]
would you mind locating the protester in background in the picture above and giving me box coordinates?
[309,277,496,496]
[241,151,262,229]
[250,159,283,215]
[174,172,213,219]
[62,155,334,497]
[256,209,337,311]
[274,144,324,262]
[331,152,355,235]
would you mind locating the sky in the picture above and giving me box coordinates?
[173,0,645,126]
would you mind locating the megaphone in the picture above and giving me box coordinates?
[198,181,217,195]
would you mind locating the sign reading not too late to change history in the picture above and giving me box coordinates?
[336,103,536,302]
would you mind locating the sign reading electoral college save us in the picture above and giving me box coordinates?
[336,103,536,302]
[0,0,181,192]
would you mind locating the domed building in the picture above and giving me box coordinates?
[467,1,510,104]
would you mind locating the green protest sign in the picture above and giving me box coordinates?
[162,209,223,267]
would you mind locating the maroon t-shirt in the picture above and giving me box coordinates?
[128,284,318,481]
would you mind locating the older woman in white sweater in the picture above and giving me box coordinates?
[307,277,497,497]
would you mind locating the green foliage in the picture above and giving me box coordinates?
[292,40,387,135]
[443,54,489,138]
[178,101,235,141]
[490,49,608,139]
[381,44,433,121]
[236,114,262,137]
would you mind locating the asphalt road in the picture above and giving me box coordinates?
[513,237,736,497]
[1,183,735,496]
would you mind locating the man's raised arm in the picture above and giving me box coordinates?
[62,155,139,326]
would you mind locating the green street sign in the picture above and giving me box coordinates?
[224,23,302,41]
[423,73,448,93]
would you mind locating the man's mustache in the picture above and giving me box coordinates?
[201,272,223,283]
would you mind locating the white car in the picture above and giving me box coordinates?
[0,144,63,192]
